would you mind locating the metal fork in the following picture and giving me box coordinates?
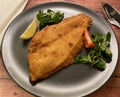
[103,7,120,28]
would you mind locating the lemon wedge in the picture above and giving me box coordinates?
[20,18,38,39]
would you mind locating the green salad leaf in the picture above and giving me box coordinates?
[37,9,64,30]
[74,32,112,71]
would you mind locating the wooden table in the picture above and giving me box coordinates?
[0,0,120,97]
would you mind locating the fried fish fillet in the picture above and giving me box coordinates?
[28,14,92,82]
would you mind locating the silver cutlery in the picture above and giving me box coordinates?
[102,2,120,28]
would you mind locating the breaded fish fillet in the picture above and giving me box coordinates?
[28,14,92,82]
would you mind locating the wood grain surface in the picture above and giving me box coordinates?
[0,0,120,97]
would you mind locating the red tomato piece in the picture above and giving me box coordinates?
[83,29,94,48]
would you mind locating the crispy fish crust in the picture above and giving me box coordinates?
[28,14,92,82]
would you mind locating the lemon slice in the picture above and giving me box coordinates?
[20,18,38,39]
